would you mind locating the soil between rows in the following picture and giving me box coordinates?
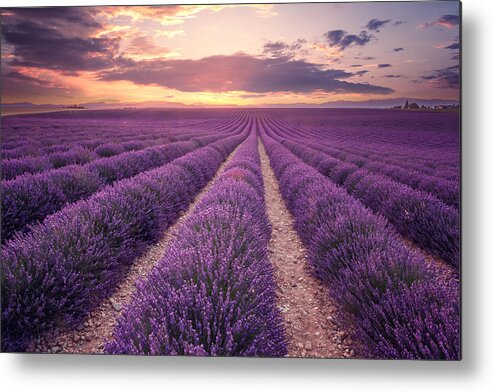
[31,143,244,354]
[30,138,355,357]
[258,141,355,359]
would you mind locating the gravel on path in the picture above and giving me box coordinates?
[258,141,355,359]
[31,143,244,355]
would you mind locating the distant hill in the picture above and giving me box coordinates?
[2,98,459,110]
[261,98,460,109]
[1,102,62,108]
[80,101,238,109]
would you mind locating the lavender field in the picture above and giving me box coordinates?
[0,108,460,359]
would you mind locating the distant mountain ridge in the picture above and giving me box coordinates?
[262,98,460,109]
[1,102,63,108]
[2,97,459,110]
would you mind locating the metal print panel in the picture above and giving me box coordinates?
[0,1,461,359]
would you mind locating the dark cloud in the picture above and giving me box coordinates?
[384,74,403,78]
[378,63,392,68]
[1,71,75,100]
[445,42,460,50]
[440,39,459,61]
[1,8,127,73]
[3,70,51,86]
[421,64,459,88]
[350,64,363,67]
[393,20,405,26]
[353,70,368,77]
[3,22,124,72]
[365,19,391,31]
[3,7,102,31]
[263,39,307,58]
[324,29,372,50]
[421,14,460,29]
[98,54,394,95]
[393,47,404,52]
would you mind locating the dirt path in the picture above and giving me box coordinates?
[30,143,243,355]
[258,141,354,359]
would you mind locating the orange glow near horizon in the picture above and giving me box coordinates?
[1,3,460,106]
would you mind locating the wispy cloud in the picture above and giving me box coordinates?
[154,29,185,39]
[263,39,307,58]
[123,33,178,60]
[354,55,376,61]
[419,14,459,29]
[96,4,277,27]
[420,64,459,88]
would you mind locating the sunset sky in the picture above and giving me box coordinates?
[0,1,460,106]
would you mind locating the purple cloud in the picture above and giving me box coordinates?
[420,14,460,29]
[445,42,460,50]
[98,54,394,95]
[1,70,76,99]
[421,64,459,89]
[1,8,127,73]
[263,39,307,58]
[324,29,372,50]
[365,19,391,31]
[393,47,404,52]
[3,70,51,86]
[378,63,393,68]
[353,70,369,77]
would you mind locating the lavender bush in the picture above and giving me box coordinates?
[260,131,460,359]
[106,135,287,356]
[276,138,460,269]
[1,133,245,352]
[1,135,234,242]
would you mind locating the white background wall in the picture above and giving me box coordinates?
[1,1,491,391]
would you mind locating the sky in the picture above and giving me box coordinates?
[0,1,460,106]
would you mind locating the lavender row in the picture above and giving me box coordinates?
[106,134,287,356]
[2,128,200,162]
[1,129,244,243]
[2,130,168,160]
[1,132,246,352]
[263,114,459,207]
[261,133,460,359]
[264,111,459,181]
[3,141,157,180]
[1,111,245,156]
[303,142,458,208]
[271,135,459,269]
[264,119,460,210]
[264,112,459,181]
[266,110,459,165]
[2,127,227,181]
